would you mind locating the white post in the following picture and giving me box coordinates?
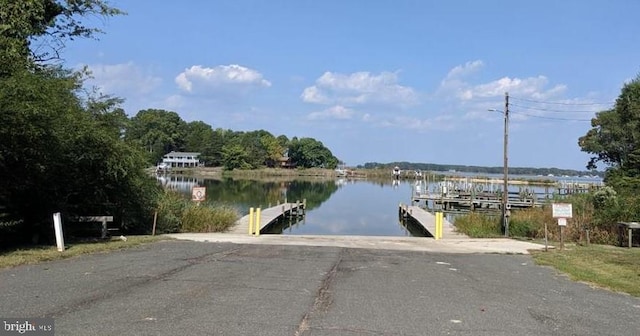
[53,212,65,252]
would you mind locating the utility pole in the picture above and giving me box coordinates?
[503,92,510,237]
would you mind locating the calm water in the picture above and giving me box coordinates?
[158,176,424,236]
[157,174,603,237]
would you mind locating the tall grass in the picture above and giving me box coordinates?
[181,204,238,232]
[155,190,239,234]
[454,212,502,238]
[455,189,629,245]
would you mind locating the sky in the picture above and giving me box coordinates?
[62,0,640,171]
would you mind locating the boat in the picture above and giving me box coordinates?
[155,162,170,174]
[392,166,401,179]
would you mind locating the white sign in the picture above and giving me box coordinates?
[552,203,573,218]
[192,187,206,202]
[557,217,567,226]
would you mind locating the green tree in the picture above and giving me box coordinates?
[127,109,187,164]
[184,121,222,166]
[579,75,640,193]
[288,137,339,169]
[0,0,124,75]
[0,1,161,243]
[221,144,250,170]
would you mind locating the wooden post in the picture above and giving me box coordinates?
[152,211,158,236]
[585,229,590,246]
[560,226,564,251]
[629,228,633,248]
[544,222,548,252]
[101,218,108,239]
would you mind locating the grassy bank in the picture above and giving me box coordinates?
[531,244,640,297]
[0,235,167,269]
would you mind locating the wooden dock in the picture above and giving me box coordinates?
[228,201,305,235]
[399,204,467,239]
[412,191,543,211]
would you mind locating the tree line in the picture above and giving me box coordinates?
[126,109,339,170]
[359,162,604,178]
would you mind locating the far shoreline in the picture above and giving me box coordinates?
[150,167,601,186]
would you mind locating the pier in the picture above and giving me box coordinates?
[411,178,602,211]
[229,200,306,235]
[399,204,467,239]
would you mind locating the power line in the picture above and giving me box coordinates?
[511,110,592,122]
[510,96,613,106]
[510,103,599,113]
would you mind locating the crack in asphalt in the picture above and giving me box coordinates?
[45,247,241,318]
[294,248,344,336]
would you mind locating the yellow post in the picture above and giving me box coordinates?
[438,212,444,239]
[251,208,260,236]
[248,207,254,235]
[435,212,442,240]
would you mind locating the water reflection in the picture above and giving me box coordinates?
[158,174,603,237]
[157,175,203,193]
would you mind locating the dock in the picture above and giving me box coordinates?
[228,201,305,235]
[399,204,467,239]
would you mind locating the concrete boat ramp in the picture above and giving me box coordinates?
[166,234,547,255]
[168,202,547,254]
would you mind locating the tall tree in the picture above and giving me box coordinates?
[0,1,161,244]
[288,137,339,169]
[127,109,187,164]
[184,121,220,166]
[579,75,640,192]
[0,0,123,75]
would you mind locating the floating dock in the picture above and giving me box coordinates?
[399,204,467,239]
[229,201,305,235]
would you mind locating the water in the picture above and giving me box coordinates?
[158,174,603,237]
[159,176,423,236]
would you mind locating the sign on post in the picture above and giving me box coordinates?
[192,187,206,202]
[552,203,573,218]
[552,203,572,251]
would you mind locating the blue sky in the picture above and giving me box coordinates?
[64,0,640,170]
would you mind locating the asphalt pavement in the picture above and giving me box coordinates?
[1,240,639,335]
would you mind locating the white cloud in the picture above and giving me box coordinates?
[301,71,418,106]
[444,60,484,80]
[84,61,162,96]
[438,60,567,104]
[460,76,567,101]
[307,105,355,120]
[175,64,271,93]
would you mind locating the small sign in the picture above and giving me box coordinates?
[557,217,567,226]
[552,203,573,218]
[192,187,206,202]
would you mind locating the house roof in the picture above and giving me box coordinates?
[164,151,201,156]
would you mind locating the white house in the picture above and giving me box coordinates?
[161,151,202,168]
